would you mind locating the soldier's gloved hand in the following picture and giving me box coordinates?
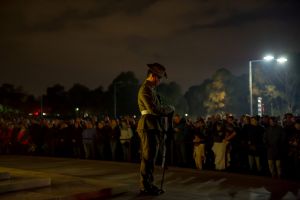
[169,105,175,112]
[159,133,167,143]
[163,133,167,140]
[165,105,175,114]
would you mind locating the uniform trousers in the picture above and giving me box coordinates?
[138,129,160,190]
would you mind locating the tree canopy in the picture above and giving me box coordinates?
[1,58,300,118]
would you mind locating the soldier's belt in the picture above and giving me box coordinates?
[141,110,151,115]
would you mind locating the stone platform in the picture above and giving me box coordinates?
[0,156,128,199]
[1,155,300,200]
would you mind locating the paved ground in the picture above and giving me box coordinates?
[0,155,299,199]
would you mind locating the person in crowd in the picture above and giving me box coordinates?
[261,115,270,129]
[43,120,55,156]
[109,119,120,161]
[223,123,237,170]
[212,121,227,170]
[247,116,264,173]
[225,115,239,171]
[283,113,295,177]
[0,121,4,154]
[0,122,14,154]
[185,117,196,167]
[40,119,50,154]
[239,115,252,172]
[205,116,215,169]
[119,119,133,162]
[100,119,113,160]
[173,114,187,167]
[226,114,237,127]
[95,121,106,160]
[136,63,174,195]
[16,122,31,154]
[28,119,43,155]
[56,121,69,157]
[264,117,286,178]
[10,122,19,154]
[70,118,83,158]
[287,118,300,180]
[193,118,207,168]
[128,117,140,163]
[283,113,295,137]
[82,120,96,159]
[193,132,205,170]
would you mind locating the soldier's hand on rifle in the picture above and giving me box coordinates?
[169,105,175,112]
[164,105,175,115]
[163,133,167,140]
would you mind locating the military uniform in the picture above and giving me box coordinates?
[137,65,173,194]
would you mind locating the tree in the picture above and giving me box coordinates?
[0,83,29,112]
[107,71,140,117]
[185,68,250,117]
[272,55,300,113]
[184,80,210,117]
[89,86,105,115]
[204,68,231,115]
[157,81,188,116]
[225,74,249,115]
[68,83,90,113]
[45,84,69,115]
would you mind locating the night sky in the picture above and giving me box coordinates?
[1,0,300,96]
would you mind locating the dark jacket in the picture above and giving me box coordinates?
[264,125,286,160]
[247,125,264,155]
[137,80,172,132]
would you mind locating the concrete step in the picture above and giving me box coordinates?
[0,178,51,194]
[0,166,127,200]
[0,172,11,180]
[0,179,126,200]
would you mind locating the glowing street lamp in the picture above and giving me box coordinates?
[263,55,274,61]
[276,57,288,64]
[249,55,287,115]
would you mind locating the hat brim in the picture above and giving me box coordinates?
[147,63,167,79]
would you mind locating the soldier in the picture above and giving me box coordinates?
[137,63,174,195]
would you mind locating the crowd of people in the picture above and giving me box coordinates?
[171,113,300,180]
[0,112,299,180]
[0,114,140,162]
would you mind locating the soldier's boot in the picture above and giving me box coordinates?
[139,185,164,196]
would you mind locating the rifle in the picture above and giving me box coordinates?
[160,111,174,191]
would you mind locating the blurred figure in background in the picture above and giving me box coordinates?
[247,116,264,174]
[212,121,227,170]
[120,119,133,162]
[223,123,237,170]
[287,118,300,180]
[16,122,31,154]
[70,118,83,158]
[193,133,205,170]
[95,121,106,160]
[173,114,187,167]
[264,117,286,178]
[109,119,120,161]
[82,120,96,159]
[192,118,207,169]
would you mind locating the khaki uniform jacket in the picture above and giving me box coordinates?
[137,80,173,132]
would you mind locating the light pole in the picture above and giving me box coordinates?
[249,55,287,116]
